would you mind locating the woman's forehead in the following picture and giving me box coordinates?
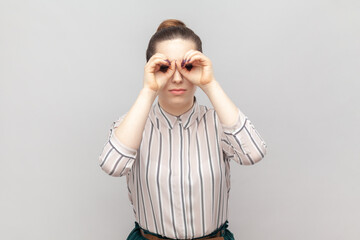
[156,39,196,59]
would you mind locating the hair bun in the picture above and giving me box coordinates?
[156,19,186,32]
[146,18,202,62]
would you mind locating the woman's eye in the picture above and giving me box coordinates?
[159,65,169,73]
[185,64,193,71]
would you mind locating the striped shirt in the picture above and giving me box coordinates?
[99,97,267,239]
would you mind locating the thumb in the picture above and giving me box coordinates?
[175,59,190,77]
[163,60,176,78]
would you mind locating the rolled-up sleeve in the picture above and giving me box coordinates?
[220,108,267,165]
[99,115,137,177]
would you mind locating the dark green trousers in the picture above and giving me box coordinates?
[126,221,235,240]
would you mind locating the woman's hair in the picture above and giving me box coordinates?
[146,19,202,62]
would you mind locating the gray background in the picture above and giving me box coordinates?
[1,0,359,239]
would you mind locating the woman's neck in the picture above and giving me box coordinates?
[158,97,195,117]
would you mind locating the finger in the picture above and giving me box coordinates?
[147,54,170,65]
[151,56,171,66]
[156,59,176,75]
[147,54,171,66]
[186,55,210,68]
[153,58,170,70]
[182,49,196,60]
[156,61,176,88]
[176,59,184,72]
[182,50,197,67]
[176,59,191,77]
[187,51,206,62]
[164,60,176,76]
[146,58,171,72]
[184,50,203,64]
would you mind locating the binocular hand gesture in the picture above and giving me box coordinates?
[143,53,176,93]
[143,51,215,94]
[175,50,215,87]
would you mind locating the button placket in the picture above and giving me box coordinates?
[177,117,182,127]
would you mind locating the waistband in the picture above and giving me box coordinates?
[135,221,229,240]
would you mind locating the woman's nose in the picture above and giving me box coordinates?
[172,65,183,83]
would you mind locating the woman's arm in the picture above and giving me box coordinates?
[202,80,267,165]
[99,54,176,177]
[98,89,156,177]
[177,50,267,164]
[114,88,157,150]
[115,54,176,149]
[200,79,239,127]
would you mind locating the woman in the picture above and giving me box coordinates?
[99,19,267,240]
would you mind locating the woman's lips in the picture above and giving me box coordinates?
[169,89,186,95]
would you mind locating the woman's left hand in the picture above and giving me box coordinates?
[176,50,215,87]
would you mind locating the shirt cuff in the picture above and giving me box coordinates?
[109,129,138,158]
[221,108,247,134]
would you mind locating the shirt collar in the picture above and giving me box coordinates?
[151,96,200,130]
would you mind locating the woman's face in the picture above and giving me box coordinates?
[155,38,197,113]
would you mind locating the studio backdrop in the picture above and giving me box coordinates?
[1,0,359,239]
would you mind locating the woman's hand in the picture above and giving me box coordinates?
[143,53,176,94]
[176,50,215,88]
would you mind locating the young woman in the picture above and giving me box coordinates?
[99,19,267,240]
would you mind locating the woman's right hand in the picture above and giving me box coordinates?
[143,53,175,93]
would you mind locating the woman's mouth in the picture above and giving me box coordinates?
[169,89,186,95]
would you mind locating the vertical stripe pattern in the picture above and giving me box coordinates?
[99,97,267,239]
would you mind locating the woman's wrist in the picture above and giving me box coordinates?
[199,78,219,94]
[141,86,158,98]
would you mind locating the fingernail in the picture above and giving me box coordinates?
[181,59,185,67]
[166,59,171,65]
[187,58,190,62]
